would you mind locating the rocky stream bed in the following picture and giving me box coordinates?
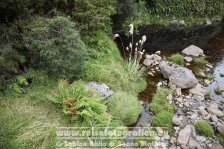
[130,28,224,149]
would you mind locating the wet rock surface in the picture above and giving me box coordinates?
[159,61,198,89]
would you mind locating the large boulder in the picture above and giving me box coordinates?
[159,61,198,89]
[182,45,204,57]
[86,82,114,99]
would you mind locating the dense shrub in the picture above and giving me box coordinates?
[23,16,87,79]
[107,92,142,126]
[147,0,224,18]
[195,120,214,137]
[170,53,184,65]
[0,24,27,92]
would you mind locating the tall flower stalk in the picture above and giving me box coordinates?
[114,24,147,78]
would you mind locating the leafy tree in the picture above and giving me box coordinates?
[23,16,87,79]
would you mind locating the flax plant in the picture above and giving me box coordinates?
[114,24,146,78]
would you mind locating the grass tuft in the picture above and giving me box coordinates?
[107,92,142,126]
[169,53,184,65]
[194,57,208,67]
[195,120,214,137]
[150,88,175,114]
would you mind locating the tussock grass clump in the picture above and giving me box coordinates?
[150,88,175,114]
[195,120,214,137]
[204,91,212,100]
[214,87,223,96]
[108,92,142,126]
[170,53,184,65]
[152,111,173,127]
[194,57,208,67]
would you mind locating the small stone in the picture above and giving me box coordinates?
[173,116,183,126]
[199,108,210,119]
[206,64,213,69]
[157,82,163,87]
[184,56,193,62]
[191,114,198,119]
[176,87,182,97]
[143,59,154,66]
[216,125,224,136]
[169,137,176,144]
[205,20,212,25]
[189,137,199,149]
[156,127,164,137]
[174,127,180,132]
[148,72,154,76]
[164,134,170,140]
[196,136,206,142]
[210,115,219,123]
[176,97,183,103]
[204,79,211,85]
[190,84,205,96]
[184,102,190,108]
[207,108,224,118]
[167,94,173,101]
[186,63,191,66]
[194,95,204,102]
[210,103,219,109]
[211,143,224,149]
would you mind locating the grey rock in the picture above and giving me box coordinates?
[211,143,224,149]
[86,82,114,99]
[217,125,224,136]
[207,108,224,118]
[182,45,204,57]
[176,88,182,97]
[173,116,183,126]
[143,59,154,66]
[196,136,206,142]
[209,103,219,109]
[210,115,219,123]
[159,61,198,89]
[190,84,205,97]
[206,64,214,69]
[199,108,210,119]
[189,137,199,149]
[178,125,192,148]
[156,127,164,137]
[184,56,193,62]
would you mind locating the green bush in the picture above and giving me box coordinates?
[195,120,214,137]
[147,0,224,18]
[194,57,208,67]
[23,16,87,79]
[152,111,173,127]
[150,88,175,114]
[107,92,142,126]
[170,53,184,65]
[49,80,107,124]
[72,0,117,33]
